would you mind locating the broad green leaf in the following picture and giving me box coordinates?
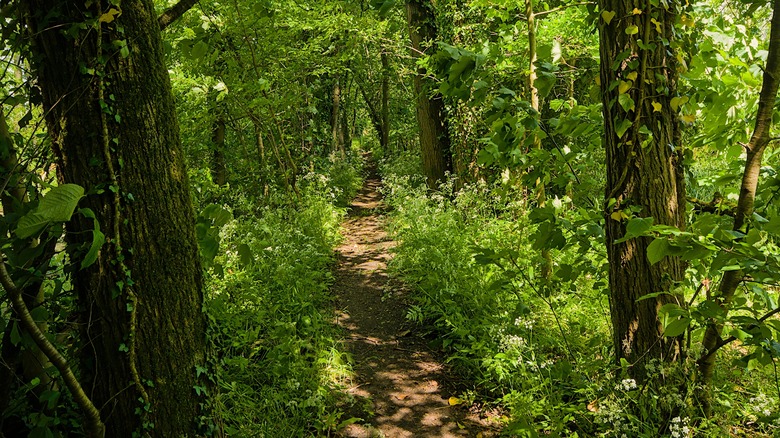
[191,41,209,59]
[238,243,254,267]
[81,229,105,269]
[659,303,688,318]
[200,236,219,262]
[15,211,54,239]
[646,238,669,264]
[40,184,84,221]
[664,317,690,337]
[625,216,653,237]
[625,25,639,35]
[601,10,616,24]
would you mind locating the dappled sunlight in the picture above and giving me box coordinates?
[332,172,496,437]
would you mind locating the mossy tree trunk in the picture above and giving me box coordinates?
[597,0,686,379]
[24,1,207,435]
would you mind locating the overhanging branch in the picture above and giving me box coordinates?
[158,0,199,31]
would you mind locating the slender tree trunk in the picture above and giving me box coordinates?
[598,0,686,379]
[331,78,345,158]
[358,80,386,146]
[24,1,207,435]
[525,0,553,279]
[0,112,58,430]
[381,50,390,150]
[405,0,453,189]
[697,0,780,415]
[211,116,227,186]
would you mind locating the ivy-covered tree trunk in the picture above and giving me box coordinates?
[405,0,453,189]
[597,0,686,378]
[24,1,207,435]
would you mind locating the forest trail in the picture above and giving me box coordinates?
[332,168,496,438]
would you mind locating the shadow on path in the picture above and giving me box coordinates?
[332,170,497,438]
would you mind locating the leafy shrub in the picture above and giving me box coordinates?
[380,163,780,437]
[201,178,354,436]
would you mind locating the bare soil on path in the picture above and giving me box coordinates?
[332,172,497,438]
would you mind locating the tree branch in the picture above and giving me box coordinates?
[698,305,780,363]
[158,0,199,31]
[0,260,105,437]
[533,2,595,17]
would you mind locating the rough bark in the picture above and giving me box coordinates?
[24,1,207,435]
[405,0,453,190]
[697,0,780,413]
[598,0,686,378]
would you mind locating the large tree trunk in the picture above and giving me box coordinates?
[405,0,453,189]
[24,1,207,435]
[598,0,686,379]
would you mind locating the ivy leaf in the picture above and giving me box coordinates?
[650,18,662,32]
[625,25,639,35]
[615,119,632,138]
[99,8,121,23]
[601,10,616,24]
[670,96,688,112]
[618,93,635,112]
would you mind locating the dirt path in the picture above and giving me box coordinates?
[332,173,495,438]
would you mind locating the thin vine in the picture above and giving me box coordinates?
[95,0,149,411]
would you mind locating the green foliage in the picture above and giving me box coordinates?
[201,187,354,436]
[382,157,780,435]
[382,167,613,435]
[15,184,84,239]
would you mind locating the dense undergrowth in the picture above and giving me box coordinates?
[191,155,364,436]
[380,151,780,437]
